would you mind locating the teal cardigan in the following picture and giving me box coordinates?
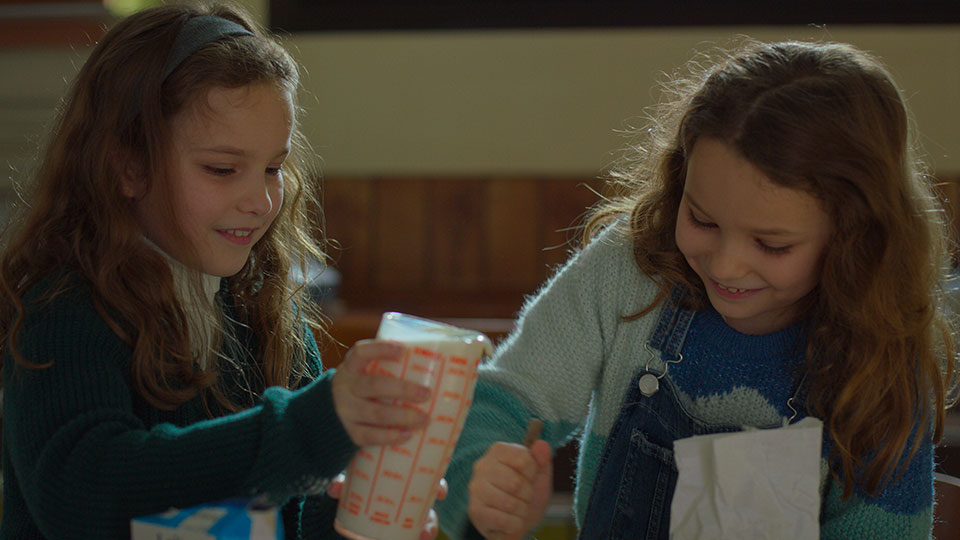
[1,274,356,539]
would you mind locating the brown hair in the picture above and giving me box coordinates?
[587,40,957,498]
[0,2,329,413]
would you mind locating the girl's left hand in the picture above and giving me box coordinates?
[327,474,448,540]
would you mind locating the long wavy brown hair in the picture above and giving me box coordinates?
[587,40,957,498]
[0,2,329,414]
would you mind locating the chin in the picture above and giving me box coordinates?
[202,261,248,278]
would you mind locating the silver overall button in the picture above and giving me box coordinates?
[638,372,659,397]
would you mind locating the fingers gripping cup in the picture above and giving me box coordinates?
[334,313,492,540]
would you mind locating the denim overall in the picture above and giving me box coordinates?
[577,287,745,540]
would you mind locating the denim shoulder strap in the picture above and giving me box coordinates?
[647,283,696,359]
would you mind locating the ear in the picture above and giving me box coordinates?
[119,159,147,200]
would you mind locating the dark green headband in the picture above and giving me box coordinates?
[163,15,254,81]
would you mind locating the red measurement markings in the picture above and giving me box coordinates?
[371,511,391,525]
[435,415,455,424]
[346,502,360,515]
[357,449,375,461]
[402,517,415,529]
[383,470,404,481]
[376,495,396,506]
[450,356,468,365]
[449,367,466,376]
[395,351,446,523]
[416,355,478,531]
[417,466,435,475]
[364,347,414,516]
[389,445,413,457]
[413,347,439,359]
[354,469,370,481]
[349,492,363,502]
[409,362,432,375]
[441,391,462,400]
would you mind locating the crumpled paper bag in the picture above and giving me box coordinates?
[669,416,822,540]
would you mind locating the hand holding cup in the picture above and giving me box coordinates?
[331,340,432,447]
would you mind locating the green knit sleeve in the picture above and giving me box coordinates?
[1,285,357,539]
[285,309,354,539]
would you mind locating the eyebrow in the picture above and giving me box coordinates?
[686,194,799,237]
[195,146,290,159]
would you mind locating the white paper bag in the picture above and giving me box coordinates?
[669,416,822,540]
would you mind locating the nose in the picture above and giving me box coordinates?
[707,237,749,283]
[238,174,275,216]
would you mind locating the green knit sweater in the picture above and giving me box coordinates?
[0,274,356,539]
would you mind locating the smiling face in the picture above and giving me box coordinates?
[132,83,293,277]
[674,137,833,335]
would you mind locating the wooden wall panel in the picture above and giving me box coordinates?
[935,178,960,262]
[539,178,604,270]
[486,178,540,290]
[432,179,486,291]
[323,177,374,299]
[322,176,601,319]
[374,178,429,290]
[0,2,110,48]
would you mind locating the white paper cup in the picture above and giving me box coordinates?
[334,312,492,540]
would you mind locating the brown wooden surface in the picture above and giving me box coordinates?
[323,176,603,320]
[0,1,110,48]
[935,179,960,266]
[319,175,604,364]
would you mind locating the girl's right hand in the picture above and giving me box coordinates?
[331,340,432,447]
[467,440,553,540]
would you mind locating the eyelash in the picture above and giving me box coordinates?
[205,166,234,176]
[204,166,284,177]
[686,209,792,255]
[687,210,716,230]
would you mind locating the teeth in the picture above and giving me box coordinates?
[719,284,746,293]
[224,230,251,237]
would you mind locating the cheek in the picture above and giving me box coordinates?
[674,218,691,255]
[771,254,822,291]
[674,220,703,261]
[269,184,284,221]
[177,197,210,231]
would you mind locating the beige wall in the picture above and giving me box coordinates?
[287,25,960,176]
[0,8,957,192]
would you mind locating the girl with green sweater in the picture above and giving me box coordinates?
[0,4,439,539]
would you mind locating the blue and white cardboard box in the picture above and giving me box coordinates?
[131,498,283,540]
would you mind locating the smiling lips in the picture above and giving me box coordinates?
[216,228,257,246]
[711,279,762,299]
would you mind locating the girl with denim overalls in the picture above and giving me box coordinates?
[436,40,957,540]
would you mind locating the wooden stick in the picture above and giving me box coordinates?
[522,418,544,447]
